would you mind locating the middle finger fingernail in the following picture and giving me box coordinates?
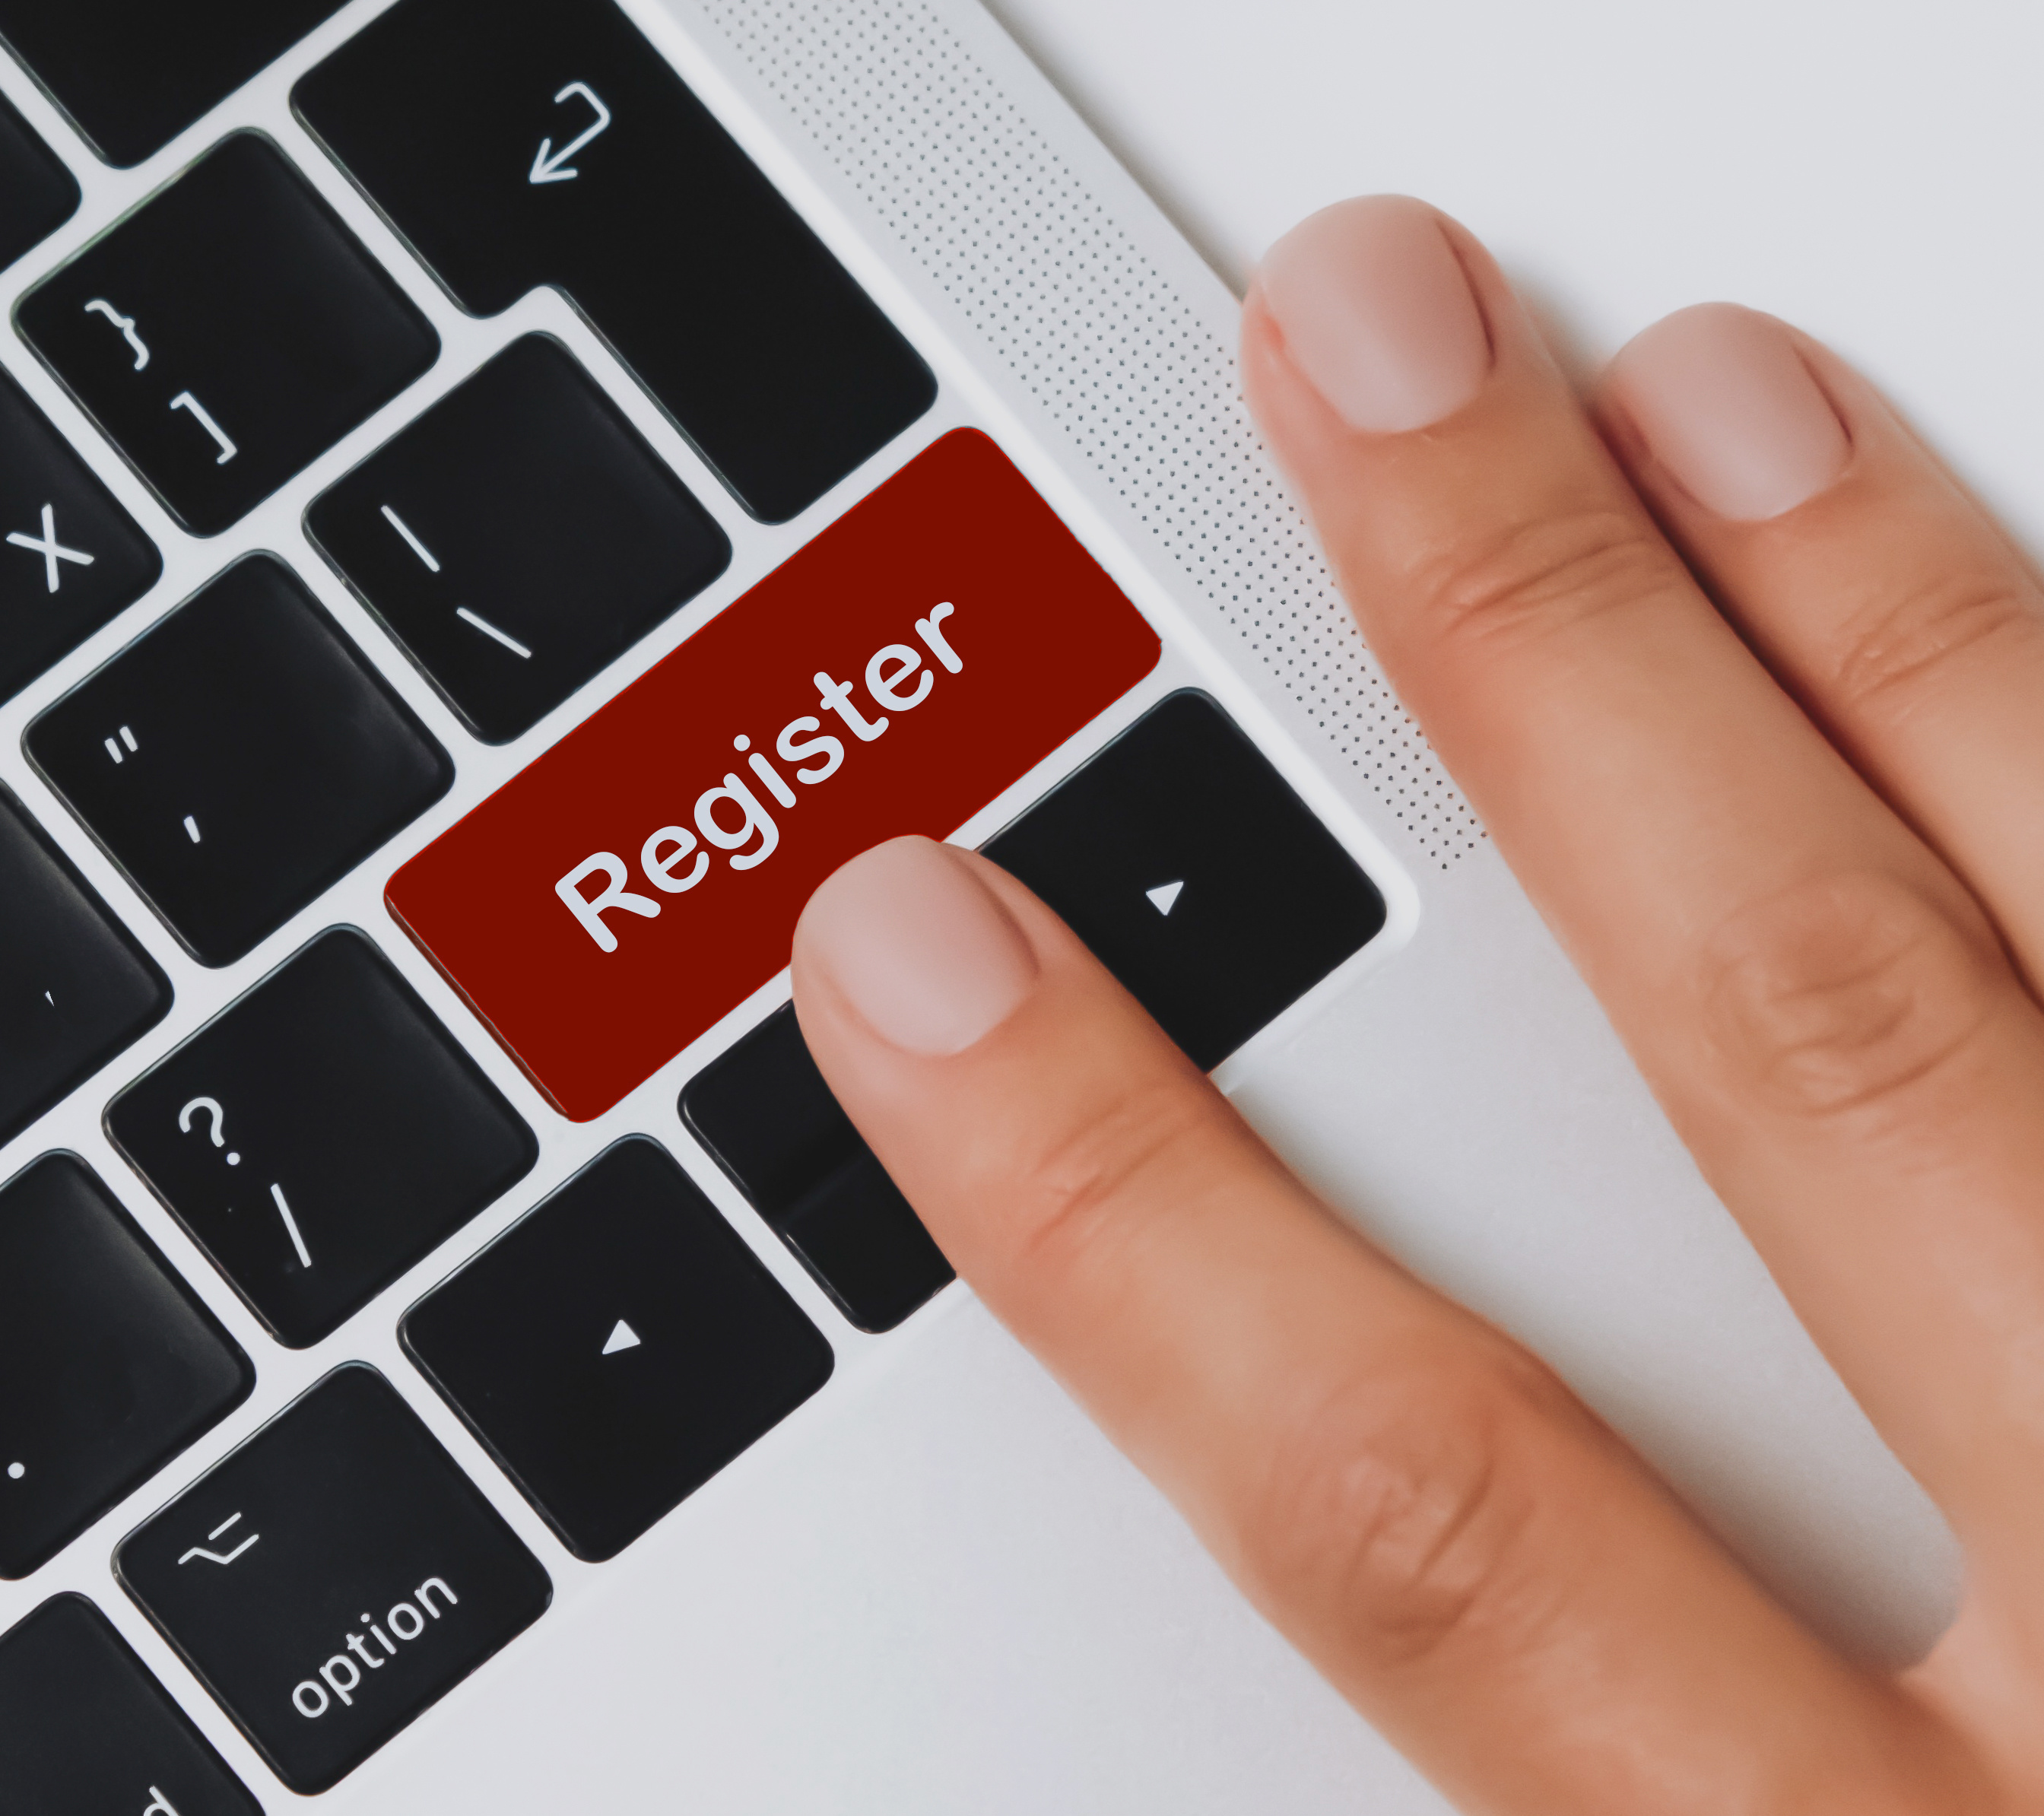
[1607,303,1850,521]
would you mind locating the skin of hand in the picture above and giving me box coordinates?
[788,193,2044,1814]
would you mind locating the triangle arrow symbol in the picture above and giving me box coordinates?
[601,1319,642,1357]
[1145,881,1185,917]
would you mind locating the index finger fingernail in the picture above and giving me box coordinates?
[797,837,1039,1057]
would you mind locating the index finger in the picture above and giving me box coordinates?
[789,837,1955,1816]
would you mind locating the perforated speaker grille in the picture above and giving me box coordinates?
[694,0,1483,864]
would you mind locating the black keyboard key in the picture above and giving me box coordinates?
[116,1364,551,1795]
[1,364,162,706]
[681,1006,953,1334]
[0,1154,252,1579]
[0,0,351,167]
[0,1595,262,1816]
[0,786,169,1149]
[17,133,439,536]
[295,0,935,523]
[0,87,77,266]
[986,691,1388,1071]
[402,1138,833,1562]
[108,929,538,1348]
[27,555,452,967]
[307,335,731,744]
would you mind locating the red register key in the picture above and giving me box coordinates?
[387,430,1161,1120]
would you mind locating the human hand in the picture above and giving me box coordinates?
[788,195,2044,1813]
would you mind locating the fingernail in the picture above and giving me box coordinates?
[798,837,1039,1057]
[1608,303,1849,521]
[1257,195,1492,433]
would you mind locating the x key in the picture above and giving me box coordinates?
[0,364,159,707]
[7,503,95,595]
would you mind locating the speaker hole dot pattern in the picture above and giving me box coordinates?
[697,0,1484,865]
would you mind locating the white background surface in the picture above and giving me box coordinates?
[985,0,2044,551]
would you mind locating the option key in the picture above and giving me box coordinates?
[117,1364,551,1795]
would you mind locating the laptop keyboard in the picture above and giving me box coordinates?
[0,0,1389,1798]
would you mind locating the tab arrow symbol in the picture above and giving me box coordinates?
[531,82,613,183]
[601,1319,642,1356]
[1145,881,1185,917]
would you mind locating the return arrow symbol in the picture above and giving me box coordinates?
[531,82,613,184]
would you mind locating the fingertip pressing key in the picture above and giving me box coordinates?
[795,837,1039,1059]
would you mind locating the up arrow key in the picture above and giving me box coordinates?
[601,1319,642,1356]
[1145,881,1185,917]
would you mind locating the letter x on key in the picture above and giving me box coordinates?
[7,504,94,593]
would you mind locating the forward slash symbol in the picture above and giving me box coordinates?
[179,1510,259,1567]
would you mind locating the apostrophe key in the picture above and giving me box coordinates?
[16,132,439,535]
[402,1138,835,1561]
[27,555,452,968]
[295,0,935,523]
[0,0,352,167]
[109,928,538,1348]
[116,1365,552,1795]
[0,363,162,706]
[0,783,169,1150]
[682,1006,954,1334]
[986,691,1388,1071]
[0,87,78,268]
[0,1595,261,1816]
[307,335,732,744]
[0,1154,252,1580]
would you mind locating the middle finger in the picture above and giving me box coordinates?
[1243,198,2044,1578]
[1600,303,2044,1001]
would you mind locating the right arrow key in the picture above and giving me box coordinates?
[985,691,1389,1073]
